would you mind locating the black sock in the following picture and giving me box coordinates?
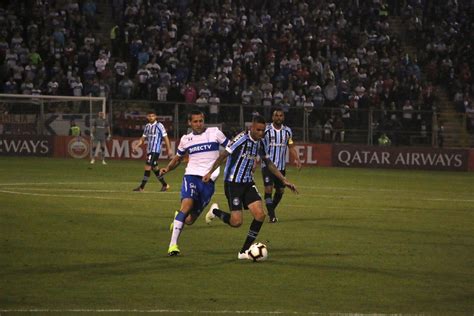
[153,169,167,185]
[241,219,263,253]
[273,192,284,210]
[265,193,275,218]
[212,208,230,224]
[140,170,151,189]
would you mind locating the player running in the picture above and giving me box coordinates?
[161,110,229,256]
[90,112,111,165]
[261,108,302,223]
[132,111,172,192]
[203,115,298,260]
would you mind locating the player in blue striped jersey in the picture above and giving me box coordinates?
[132,111,172,192]
[203,115,298,260]
[261,108,302,223]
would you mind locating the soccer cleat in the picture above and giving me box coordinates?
[102,160,107,165]
[160,184,170,192]
[133,187,144,192]
[90,159,95,164]
[205,203,218,224]
[169,211,178,232]
[238,249,250,260]
[168,244,180,256]
[269,217,279,223]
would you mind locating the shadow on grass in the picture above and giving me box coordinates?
[320,223,474,239]
[279,217,365,223]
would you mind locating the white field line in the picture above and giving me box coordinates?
[1,187,474,204]
[0,182,473,203]
[0,181,449,193]
[0,188,394,210]
[0,189,176,203]
[0,181,471,196]
[0,187,362,200]
[0,189,358,209]
[0,309,427,315]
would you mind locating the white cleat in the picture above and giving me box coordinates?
[90,159,95,164]
[238,250,250,260]
[205,203,218,224]
[102,160,107,165]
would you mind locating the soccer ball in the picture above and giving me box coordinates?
[248,242,268,262]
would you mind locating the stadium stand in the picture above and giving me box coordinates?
[1,0,471,144]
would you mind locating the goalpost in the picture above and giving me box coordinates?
[0,94,107,158]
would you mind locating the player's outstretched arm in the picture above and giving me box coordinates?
[202,150,229,182]
[160,155,183,175]
[289,143,302,170]
[263,157,298,194]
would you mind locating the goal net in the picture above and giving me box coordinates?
[0,94,106,137]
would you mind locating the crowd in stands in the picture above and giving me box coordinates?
[403,0,474,134]
[1,0,471,142]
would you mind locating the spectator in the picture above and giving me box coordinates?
[195,95,208,112]
[118,77,134,99]
[182,83,197,103]
[333,117,345,143]
[157,84,168,102]
[114,59,128,85]
[378,133,391,146]
[323,118,333,143]
[209,92,220,123]
[136,65,151,98]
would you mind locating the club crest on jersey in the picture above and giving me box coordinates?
[233,197,240,206]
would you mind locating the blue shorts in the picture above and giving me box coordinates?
[181,175,215,215]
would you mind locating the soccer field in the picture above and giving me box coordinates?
[0,157,473,314]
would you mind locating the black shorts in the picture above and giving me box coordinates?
[224,181,261,211]
[262,167,286,189]
[145,152,160,168]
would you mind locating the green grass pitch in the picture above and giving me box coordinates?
[0,157,473,314]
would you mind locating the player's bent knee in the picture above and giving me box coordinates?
[255,212,266,222]
[230,221,242,228]
[185,217,196,225]
[229,215,243,227]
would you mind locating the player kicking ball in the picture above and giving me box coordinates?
[132,111,172,192]
[203,115,298,260]
[161,110,229,256]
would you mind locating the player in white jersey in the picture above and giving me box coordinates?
[261,108,301,222]
[160,110,229,256]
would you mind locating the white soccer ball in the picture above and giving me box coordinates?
[248,242,268,262]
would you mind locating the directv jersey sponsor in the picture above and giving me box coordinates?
[262,123,293,170]
[176,127,229,181]
[187,142,220,154]
[143,121,167,154]
[224,131,268,183]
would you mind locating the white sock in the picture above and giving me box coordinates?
[169,219,184,247]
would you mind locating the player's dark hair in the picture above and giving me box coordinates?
[252,115,266,125]
[147,110,156,115]
[188,110,205,121]
[273,107,284,115]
